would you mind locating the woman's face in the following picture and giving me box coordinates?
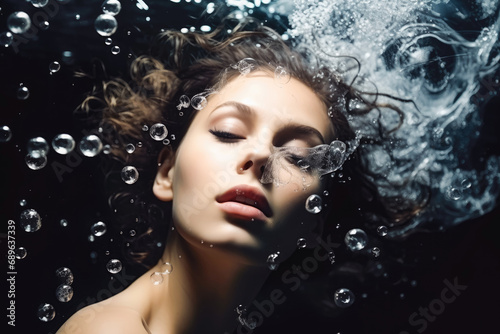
[155,70,335,265]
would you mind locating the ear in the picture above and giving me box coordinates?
[153,147,176,202]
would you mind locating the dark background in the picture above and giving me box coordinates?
[1,1,499,333]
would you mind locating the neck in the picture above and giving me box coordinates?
[144,230,271,334]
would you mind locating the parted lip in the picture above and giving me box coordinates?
[216,185,273,218]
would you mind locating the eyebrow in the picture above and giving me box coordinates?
[210,100,326,144]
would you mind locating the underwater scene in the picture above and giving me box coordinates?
[1,0,499,333]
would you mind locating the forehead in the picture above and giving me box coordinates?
[202,71,334,139]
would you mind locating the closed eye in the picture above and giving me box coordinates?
[209,129,245,142]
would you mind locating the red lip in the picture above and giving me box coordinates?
[216,185,273,220]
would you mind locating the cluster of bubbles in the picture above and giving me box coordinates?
[150,262,173,285]
[95,0,121,37]
[37,267,75,322]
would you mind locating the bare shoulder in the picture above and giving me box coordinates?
[56,301,150,334]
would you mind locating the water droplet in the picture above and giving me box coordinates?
[94,14,118,36]
[149,123,168,141]
[8,12,31,34]
[111,45,120,55]
[15,247,27,259]
[17,85,30,100]
[90,221,107,237]
[20,209,42,232]
[160,262,173,274]
[121,166,139,184]
[31,0,49,8]
[25,153,47,170]
[0,125,12,142]
[191,94,207,110]
[446,187,462,200]
[104,37,113,45]
[0,31,13,47]
[125,143,135,153]
[371,247,381,257]
[377,225,388,237]
[102,0,122,16]
[328,251,335,264]
[297,238,307,249]
[305,194,322,214]
[79,135,103,157]
[19,199,27,206]
[52,134,75,154]
[266,252,280,270]
[274,66,291,84]
[344,228,368,251]
[27,137,49,157]
[38,303,55,322]
[334,288,355,308]
[176,95,190,110]
[106,259,122,274]
[55,284,73,302]
[150,272,163,285]
[49,61,61,74]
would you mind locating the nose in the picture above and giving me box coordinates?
[236,140,272,179]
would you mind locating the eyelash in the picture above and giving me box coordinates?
[209,129,244,142]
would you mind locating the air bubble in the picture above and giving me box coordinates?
[0,31,13,47]
[177,95,190,110]
[446,187,462,200]
[125,143,135,153]
[7,12,31,34]
[102,0,122,16]
[40,21,49,30]
[15,247,27,259]
[328,251,336,264]
[17,85,30,100]
[20,209,42,232]
[90,221,107,237]
[52,134,75,154]
[297,238,307,249]
[235,58,256,75]
[60,219,68,227]
[25,153,47,170]
[79,135,103,157]
[94,14,118,36]
[38,303,55,322]
[371,247,381,257]
[31,0,49,8]
[19,199,27,207]
[377,225,388,237]
[274,66,291,84]
[150,272,163,285]
[163,138,170,145]
[334,288,355,308]
[102,144,111,154]
[0,125,12,142]
[105,37,113,45]
[344,228,368,251]
[149,123,168,141]
[49,61,61,74]
[55,284,73,302]
[266,252,280,270]
[461,178,472,189]
[129,229,136,237]
[323,190,329,196]
[305,194,322,214]
[142,124,149,131]
[191,94,208,110]
[27,137,49,157]
[111,45,120,55]
[121,166,139,184]
[106,259,123,274]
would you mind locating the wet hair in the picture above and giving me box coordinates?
[78,18,423,266]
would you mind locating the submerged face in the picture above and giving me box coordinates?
[156,70,335,264]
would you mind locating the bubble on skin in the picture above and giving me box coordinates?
[0,125,12,142]
[274,66,291,84]
[20,209,42,232]
[19,199,27,207]
[191,93,208,110]
[15,247,27,259]
[371,247,381,257]
[0,31,13,47]
[7,12,31,35]
[334,288,355,308]
[176,95,190,110]
[52,134,75,154]
[17,85,30,100]
[149,123,168,141]
[106,259,123,274]
[305,194,322,214]
[344,228,368,251]
[377,225,388,237]
[125,143,135,153]
[150,272,163,285]
[121,166,139,184]
[37,303,55,322]
[31,0,49,8]
[102,0,122,16]
[111,45,120,55]
[90,221,107,237]
[55,284,73,302]
[266,252,280,270]
[297,238,307,249]
[60,218,68,227]
[94,14,118,36]
[79,135,103,157]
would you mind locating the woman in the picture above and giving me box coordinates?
[55,20,405,334]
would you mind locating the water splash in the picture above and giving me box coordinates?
[288,0,500,236]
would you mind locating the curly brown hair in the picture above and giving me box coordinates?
[77,18,422,266]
